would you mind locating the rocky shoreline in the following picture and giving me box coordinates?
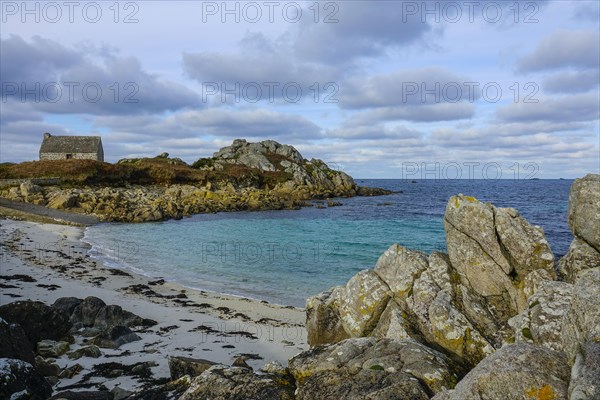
[0,139,391,223]
[1,174,598,399]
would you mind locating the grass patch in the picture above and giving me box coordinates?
[0,159,208,186]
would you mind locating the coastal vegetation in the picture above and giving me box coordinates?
[0,139,390,222]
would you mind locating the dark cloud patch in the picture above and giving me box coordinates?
[95,108,323,142]
[1,35,200,115]
[0,35,82,84]
[496,93,600,123]
[182,32,341,104]
[182,2,437,104]
[542,70,600,94]
[293,1,432,65]
[518,30,600,72]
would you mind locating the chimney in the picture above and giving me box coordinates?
[43,132,52,139]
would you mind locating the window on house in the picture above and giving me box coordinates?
[66,154,73,159]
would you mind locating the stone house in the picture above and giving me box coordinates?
[39,132,104,162]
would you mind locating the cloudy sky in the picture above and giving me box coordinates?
[1,0,599,178]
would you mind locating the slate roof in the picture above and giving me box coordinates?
[40,135,102,154]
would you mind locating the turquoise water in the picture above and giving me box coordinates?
[83,179,573,306]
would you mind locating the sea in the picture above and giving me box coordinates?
[83,179,574,307]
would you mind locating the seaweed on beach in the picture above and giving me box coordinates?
[0,274,37,282]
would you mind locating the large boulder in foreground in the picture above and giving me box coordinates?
[509,280,573,353]
[67,296,156,332]
[338,270,391,337]
[562,268,600,361]
[560,174,600,283]
[561,268,600,399]
[178,365,295,400]
[374,244,429,299]
[305,287,349,346]
[0,358,52,400]
[299,175,600,400]
[305,194,556,367]
[432,343,570,400]
[559,237,600,283]
[0,318,36,366]
[0,301,71,344]
[444,195,555,338]
[569,342,600,400]
[289,337,459,399]
[567,174,600,253]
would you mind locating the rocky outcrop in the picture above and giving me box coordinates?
[496,269,600,399]
[289,337,459,399]
[302,174,600,400]
[305,287,349,346]
[0,297,165,399]
[508,280,573,352]
[56,296,157,349]
[561,268,600,399]
[306,194,555,368]
[560,174,600,282]
[559,237,600,283]
[0,318,36,366]
[432,343,570,400]
[212,139,303,171]
[1,139,391,222]
[444,195,555,338]
[338,270,391,337]
[0,297,155,359]
[0,301,72,344]
[178,364,296,400]
[567,174,600,252]
[68,296,156,333]
[37,340,70,358]
[168,356,217,380]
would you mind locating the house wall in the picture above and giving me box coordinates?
[40,152,101,161]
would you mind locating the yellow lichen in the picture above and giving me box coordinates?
[525,384,555,400]
[464,196,477,203]
[454,197,460,208]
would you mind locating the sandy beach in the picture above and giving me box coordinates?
[0,217,307,393]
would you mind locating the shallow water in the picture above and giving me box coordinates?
[84,179,573,307]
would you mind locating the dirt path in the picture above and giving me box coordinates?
[0,198,99,226]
